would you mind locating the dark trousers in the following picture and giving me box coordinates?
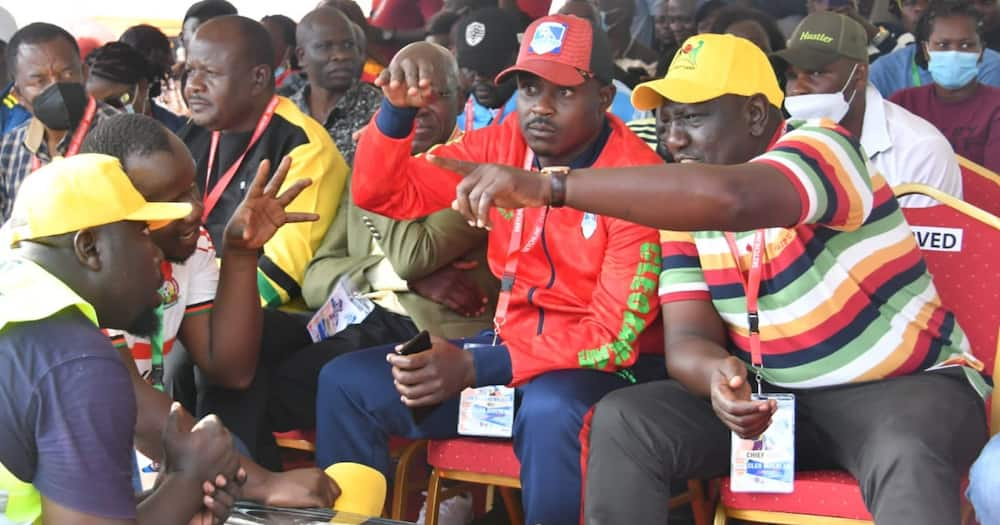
[583,368,988,525]
[315,338,666,525]
[167,306,419,470]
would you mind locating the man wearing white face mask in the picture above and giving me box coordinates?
[774,11,962,207]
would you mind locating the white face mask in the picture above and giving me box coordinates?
[784,63,860,123]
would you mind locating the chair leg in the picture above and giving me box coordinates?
[712,502,727,525]
[687,479,711,525]
[485,484,495,513]
[499,486,524,525]
[425,469,443,525]
[391,441,426,520]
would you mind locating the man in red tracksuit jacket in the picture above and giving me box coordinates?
[315,16,663,524]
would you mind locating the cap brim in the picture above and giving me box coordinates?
[125,202,193,231]
[770,46,841,72]
[495,59,586,87]
[631,77,728,111]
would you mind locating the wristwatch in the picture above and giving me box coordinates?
[541,166,571,207]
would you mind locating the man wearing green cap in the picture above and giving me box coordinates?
[431,33,988,525]
[776,11,962,208]
[0,154,247,524]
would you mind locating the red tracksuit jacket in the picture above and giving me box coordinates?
[353,109,663,386]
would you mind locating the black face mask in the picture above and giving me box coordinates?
[32,82,88,131]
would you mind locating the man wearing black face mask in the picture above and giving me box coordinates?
[453,8,520,131]
[0,23,119,221]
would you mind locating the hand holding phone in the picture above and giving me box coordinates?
[396,330,431,356]
[393,330,436,423]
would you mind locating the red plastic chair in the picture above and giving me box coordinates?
[956,155,1000,217]
[713,184,1000,525]
[273,430,426,520]
[423,437,711,525]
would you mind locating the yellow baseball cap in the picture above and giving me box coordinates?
[325,462,388,517]
[8,154,193,245]
[632,34,784,111]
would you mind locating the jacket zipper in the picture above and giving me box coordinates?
[526,210,556,335]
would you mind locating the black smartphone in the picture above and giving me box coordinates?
[396,330,431,356]
[394,330,436,423]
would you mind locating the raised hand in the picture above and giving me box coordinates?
[374,42,451,108]
[223,156,319,254]
[426,154,551,230]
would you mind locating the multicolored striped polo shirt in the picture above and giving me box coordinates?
[658,119,988,396]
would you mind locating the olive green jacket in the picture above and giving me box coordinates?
[303,179,498,339]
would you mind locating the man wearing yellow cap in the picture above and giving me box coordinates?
[0,154,246,524]
[433,34,988,524]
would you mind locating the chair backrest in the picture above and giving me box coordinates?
[956,155,1000,217]
[895,183,1000,434]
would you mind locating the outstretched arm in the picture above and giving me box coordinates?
[429,154,802,232]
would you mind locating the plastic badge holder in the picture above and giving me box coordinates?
[456,342,515,438]
[730,393,796,493]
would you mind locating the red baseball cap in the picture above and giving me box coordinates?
[495,14,613,87]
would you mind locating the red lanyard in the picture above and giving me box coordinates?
[30,97,97,172]
[202,96,279,221]
[724,230,766,392]
[275,68,292,87]
[493,149,546,342]
[464,97,506,132]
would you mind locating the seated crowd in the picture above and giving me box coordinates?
[0,0,997,524]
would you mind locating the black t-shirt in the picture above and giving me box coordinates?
[179,116,313,249]
[0,309,137,519]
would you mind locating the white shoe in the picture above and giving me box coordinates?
[416,491,474,525]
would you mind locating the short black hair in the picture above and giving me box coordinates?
[710,6,787,51]
[319,0,369,31]
[262,14,299,69]
[195,16,275,76]
[6,22,80,75]
[80,113,175,167]
[183,0,238,24]
[914,0,983,69]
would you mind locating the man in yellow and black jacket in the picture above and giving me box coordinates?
[179,15,347,309]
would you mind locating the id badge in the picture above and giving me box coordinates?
[135,449,159,492]
[457,343,515,438]
[730,393,795,493]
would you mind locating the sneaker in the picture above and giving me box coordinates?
[416,491,474,525]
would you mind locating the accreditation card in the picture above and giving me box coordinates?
[456,343,515,438]
[730,393,795,493]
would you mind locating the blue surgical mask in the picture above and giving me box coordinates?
[927,50,980,89]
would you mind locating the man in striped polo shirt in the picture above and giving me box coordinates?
[432,33,989,525]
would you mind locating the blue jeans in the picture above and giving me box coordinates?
[314,334,665,525]
[968,433,1000,524]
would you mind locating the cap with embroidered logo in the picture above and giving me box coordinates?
[771,12,869,70]
[632,34,784,110]
[495,14,613,87]
[455,7,520,78]
[8,153,192,246]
